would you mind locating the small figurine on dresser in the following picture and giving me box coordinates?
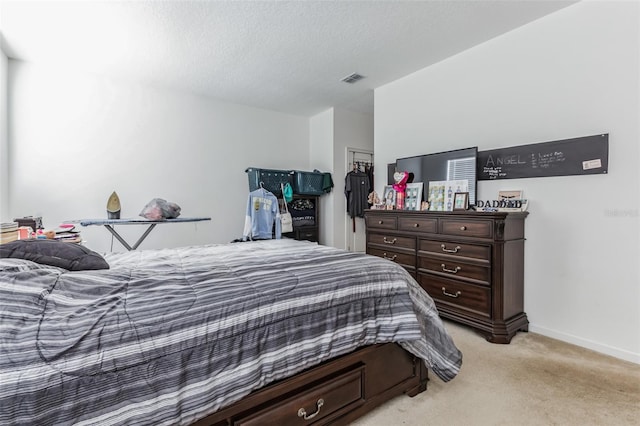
[368,191,382,209]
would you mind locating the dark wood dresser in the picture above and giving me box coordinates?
[364,209,528,343]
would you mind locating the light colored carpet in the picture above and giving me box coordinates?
[352,321,640,425]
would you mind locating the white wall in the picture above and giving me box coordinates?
[309,107,374,249]
[309,108,334,245]
[375,1,639,362]
[333,107,374,250]
[7,60,310,253]
[0,44,8,221]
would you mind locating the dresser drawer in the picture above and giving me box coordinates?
[398,216,437,233]
[418,274,491,317]
[368,233,415,250]
[418,256,490,285]
[440,219,493,238]
[368,248,415,269]
[235,366,365,426]
[419,239,491,261]
[293,228,318,242]
[365,214,397,230]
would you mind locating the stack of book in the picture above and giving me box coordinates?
[1,222,19,244]
[53,224,82,243]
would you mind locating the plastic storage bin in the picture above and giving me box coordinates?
[293,171,326,195]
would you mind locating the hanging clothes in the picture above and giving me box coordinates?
[243,188,282,240]
[345,170,371,219]
[322,173,334,193]
[312,169,334,194]
[365,164,374,200]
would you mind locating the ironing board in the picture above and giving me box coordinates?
[78,217,211,251]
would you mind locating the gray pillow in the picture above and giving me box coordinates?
[0,239,109,271]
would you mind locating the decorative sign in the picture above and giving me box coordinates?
[476,199,528,212]
[477,134,608,180]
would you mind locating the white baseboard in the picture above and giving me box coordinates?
[529,324,640,364]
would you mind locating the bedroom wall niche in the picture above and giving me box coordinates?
[7,60,311,253]
[309,107,374,250]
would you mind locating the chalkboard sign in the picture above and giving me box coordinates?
[477,134,608,180]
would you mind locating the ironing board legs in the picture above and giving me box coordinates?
[103,224,157,251]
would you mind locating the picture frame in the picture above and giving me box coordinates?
[383,185,396,209]
[428,180,469,211]
[453,192,469,211]
[497,189,526,212]
[404,182,423,211]
[498,190,523,201]
[427,181,446,211]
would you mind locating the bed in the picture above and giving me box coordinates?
[0,239,462,425]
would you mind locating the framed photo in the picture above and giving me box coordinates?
[404,183,423,211]
[429,180,469,211]
[498,190,523,201]
[453,192,469,211]
[427,181,446,211]
[497,189,526,212]
[383,185,396,209]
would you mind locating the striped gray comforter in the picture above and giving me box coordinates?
[0,239,462,425]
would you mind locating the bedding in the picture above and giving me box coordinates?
[0,239,110,271]
[0,239,462,425]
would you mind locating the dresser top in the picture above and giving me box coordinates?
[364,209,528,218]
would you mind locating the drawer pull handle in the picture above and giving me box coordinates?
[383,253,398,261]
[441,264,461,274]
[460,226,467,231]
[378,220,384,224]
[441,244,461,253]
[383,237,397,244]
[442,287,462,298]
[413,223,419,228]
[298,398,324,420]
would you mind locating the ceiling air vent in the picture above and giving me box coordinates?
[341,73,365,84]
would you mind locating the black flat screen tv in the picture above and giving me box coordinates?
[394,147,478,207]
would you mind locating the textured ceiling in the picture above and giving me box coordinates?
[0,0,576,117]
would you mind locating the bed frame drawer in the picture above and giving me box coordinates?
[235,366,365,426]
[196,344,427,426]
